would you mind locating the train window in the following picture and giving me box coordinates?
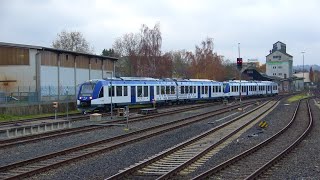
[205,86,208,94]
[189,86,192,93]
[201,86,204,94]
[144,86,148,97]
[161,86,165,94]
[137,86,143,97]
[99,87,104,98]
[194,86,196,93]
[185,86,189,94]
[171,86,175,94]
[181,86,185,94]
[124,86,128,96]
[108,86,115,97]
[156,86,160,95]
[116,86,122,96]
[166,86,170,94]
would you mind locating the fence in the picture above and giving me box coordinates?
[0,86,79,106]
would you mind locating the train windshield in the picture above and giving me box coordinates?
[80,82,96,96]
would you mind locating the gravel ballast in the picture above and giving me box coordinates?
[5,97,316,180]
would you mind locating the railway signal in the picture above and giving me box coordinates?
[53,102,58,120]
[237,58,243,70]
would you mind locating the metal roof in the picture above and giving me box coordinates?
[0,42,118,61]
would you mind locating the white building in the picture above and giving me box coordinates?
[266,41,293,79]
[294,72,310,83]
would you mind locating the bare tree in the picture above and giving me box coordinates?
[139,23,162,77]
[169,50,192,78]
[112,23,163,77]
[188,38,226,80]
[112,33,140,76]
[52,30,94,53]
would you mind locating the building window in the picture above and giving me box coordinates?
[279,73,282,76]
[273,55,281,59]
[278,66,282,69]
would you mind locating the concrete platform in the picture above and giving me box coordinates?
[0,119,71,139]
[139,108,158,115]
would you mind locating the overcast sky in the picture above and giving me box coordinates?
[1,0,319,65]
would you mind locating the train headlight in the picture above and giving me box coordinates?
[79,97,82,100]
[89,96,92,99]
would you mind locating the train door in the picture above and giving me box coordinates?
[131,86,136,103]
[246,85,249,96]
[265,85,268,95]
[198,86,201,99]
[150,86,154,102]
[209,86,212,98]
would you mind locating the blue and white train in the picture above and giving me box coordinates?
[77,77,278,112]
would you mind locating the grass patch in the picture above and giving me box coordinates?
[287,94,310,103]
[0,110,80,123]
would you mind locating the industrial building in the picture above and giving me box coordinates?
[0,42,118,102]
[266,41,293,79]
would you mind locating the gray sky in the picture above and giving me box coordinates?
[1,0,319,65]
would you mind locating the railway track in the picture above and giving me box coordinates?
[0,102,225,148]
[193,98,313,180]
[0,99,256,179]
[0,101,218,127]
[106,99,279,179]
[0,113,85,126]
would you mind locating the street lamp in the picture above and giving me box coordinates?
[238,43,242,108]
[301,52,305,82]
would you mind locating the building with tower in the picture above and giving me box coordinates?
[266,41,293,79]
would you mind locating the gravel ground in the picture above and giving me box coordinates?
[185,97,320,180]
[0,100,253,167]
[25,102,258,180]
[263,99,320,179]
[21,96,319,180]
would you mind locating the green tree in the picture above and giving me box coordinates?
[102,48,117,57]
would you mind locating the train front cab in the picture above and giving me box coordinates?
[77,80,101,112]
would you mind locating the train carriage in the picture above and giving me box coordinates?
[77,77,279,112]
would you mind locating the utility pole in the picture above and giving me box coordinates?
[110,73,113,119]
[301,51,305,90]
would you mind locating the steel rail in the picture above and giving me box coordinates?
[245,99,313,179]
